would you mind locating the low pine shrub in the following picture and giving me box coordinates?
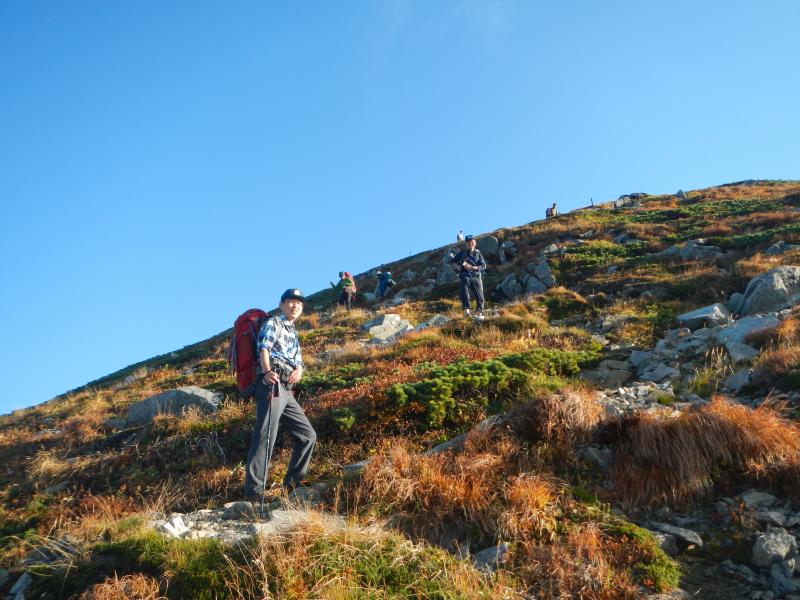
[387,347,599,428]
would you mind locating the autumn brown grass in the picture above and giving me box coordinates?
[610,396,800,507]
[78,573,165,600]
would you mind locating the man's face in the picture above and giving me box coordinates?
[466,239,477,251]
[281,299,304,321]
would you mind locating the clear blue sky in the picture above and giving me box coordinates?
[2,1,799,414]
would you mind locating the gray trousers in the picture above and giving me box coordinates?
[459,275,484,311]
[244,378,316,496]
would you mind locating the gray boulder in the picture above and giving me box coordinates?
[528,259,556,288]
[472,543,509,573]
[477,236,500,260]
[739,266,800,316]
[742,490,778,509]
[413,314,451,332]
[752,526,798,568]
[127,386,221,426]
[725,341,759,364]
[437,248,459,285]
[497,273,524,299]
[651,532,679,556]
[713,315,781,345]
[765,241,788,256]
[653,239,723,262]
[723,370,751,393]
[676,303,731,330]
[651,522,703,547]
[525,276,548,294]
[362,314,413,342]
[222,501,256,520]
[726,292,745,313]
[640,365,680,383]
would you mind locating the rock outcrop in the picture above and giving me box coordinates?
[126,386,221,426]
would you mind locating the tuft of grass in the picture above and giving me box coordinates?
[609,396,800,507]
[78,573,165,600]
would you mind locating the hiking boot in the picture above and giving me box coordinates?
[463,309,471,317]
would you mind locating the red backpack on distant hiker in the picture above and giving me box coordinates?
[230,309,269,397]
[343,272,357,294]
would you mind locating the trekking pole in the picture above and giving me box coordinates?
[260,383,277,519]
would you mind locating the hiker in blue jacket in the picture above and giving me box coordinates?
[451,235,486,318]
[376,269,396,299]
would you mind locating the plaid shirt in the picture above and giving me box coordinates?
[257,315,303,373]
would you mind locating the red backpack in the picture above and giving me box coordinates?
[344,272,357,293]
[229,309,269,397]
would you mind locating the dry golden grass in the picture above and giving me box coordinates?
[514,523,638,600]
[747,317,800,347]
[223,517,514,600]
[499,474,560,542]
[507,388,603,454]
[29,449,107,485]
[752,342,800,384]
[358,431,521,540]
[79,573,165,600]
[735,252,782,279]
[610,396,800,507]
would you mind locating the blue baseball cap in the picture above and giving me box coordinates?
[280,288,306,303]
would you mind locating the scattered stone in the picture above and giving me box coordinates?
[651,532,679,556]
[742,490,778,509]
[640,365,680,383]
[543,243,559,254]
[739,266,800,316]
[287,483,328,508]
[676,303,731,330]
[531,259,556,288]
[497,273,524,299]
[770,561,800,594]
[44,481,69,495]
[343,458,371,478]
[650,522,703,547]
[425,415,505,455]
[476,236,500,260]
[401,269,416,282]
[725,341,760,364]
[362,314,414,342]
[653,239,723,262]
[614,233,631,244]
[437,248,460,285]
[727,292,746,313]
[250,510,345,538]
[713,315,781,345]
[126,386,222,426]
[223,501,257,521]
[724,369,752,393]
[721,559,762,585]
[629,350,652,368]
[757,511,788,527]
[472,543,509,572]
[525,276,548,294]
[413,314,451,331]
[752,526,797,568]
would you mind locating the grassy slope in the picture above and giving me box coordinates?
[2,180,800,598]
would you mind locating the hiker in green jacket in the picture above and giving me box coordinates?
[331,271,357,310]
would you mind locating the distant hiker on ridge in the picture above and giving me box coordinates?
[457,229,465,242]
[244,288,316,505]
[451,235,486,318]
[545,202,558,219]
[375,269,396,299]
[331,271,356,310]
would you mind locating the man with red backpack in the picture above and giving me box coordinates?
[240,289,316,506]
